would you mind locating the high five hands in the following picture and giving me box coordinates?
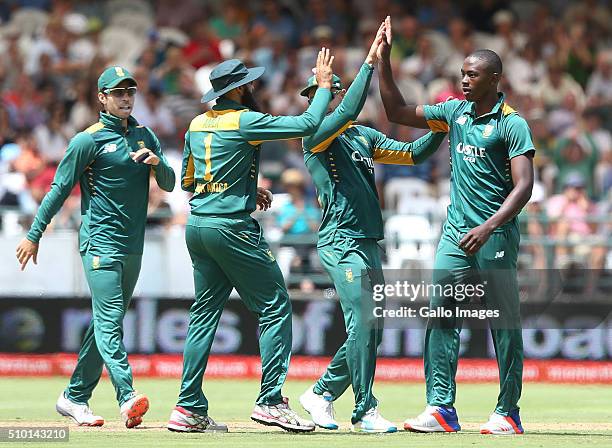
[376,16,393,63]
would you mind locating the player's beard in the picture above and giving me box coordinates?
[241,89,261,112]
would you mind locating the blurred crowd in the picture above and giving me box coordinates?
[0,0,610,273]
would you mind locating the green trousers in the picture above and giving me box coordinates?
[177,214,292,415]
[66,252,141,406]
[313,237,384,424]
[425,222,523,415]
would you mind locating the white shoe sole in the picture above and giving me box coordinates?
[404,422,450,433]
[351,425,398,433]
[56,404,104,427]
[250,412,315,433]
[167,421,228,433]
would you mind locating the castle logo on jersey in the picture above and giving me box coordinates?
[351,151,374,172]
[455,142,486,163]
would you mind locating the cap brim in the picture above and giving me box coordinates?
[201,66,265,103]
[104,76,138,90]
[299,85,317,97]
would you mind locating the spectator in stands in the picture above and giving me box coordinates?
[553,135,599,198]
[390,15,419,60]
[277,168,320,238]
[547,173,598,268]
[586,50,612,108]
[182,21,222,70]
[537,57,585,110]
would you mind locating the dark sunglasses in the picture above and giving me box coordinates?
[103,86,138,97]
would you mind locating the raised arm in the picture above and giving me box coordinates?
[377,16,429,128]
[240,48,334,144]
[304,23,385,153]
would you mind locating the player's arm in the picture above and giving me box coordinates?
[377,16,429,128]
[17,132,97,270]
[240,48,334,144]
[303,64,373,153]
[459,116,536,255]
[131,128,175,192]
[181,130,196,193]
[303,23,384,153]
[363,126,446,165]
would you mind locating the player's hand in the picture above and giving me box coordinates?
[130,148,160,166]
[377,15,392,61]
[315,47,334,90]
[256,187,273,211]
[16,238,39,271]
[458,224,494,256]
[365,21,386,65]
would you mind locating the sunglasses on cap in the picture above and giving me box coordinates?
[308,88,340,104]
[103,86,138,97]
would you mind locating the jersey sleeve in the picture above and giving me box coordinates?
[26,132,96,243]
[303,63,373,153]
[504,114,536,159]
[239,88,332,144]
[360,126,446,165]
[422,99,463,133]
[181,130,196,192]
[147,127,176,192]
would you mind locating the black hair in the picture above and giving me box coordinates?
[469,49,503,74]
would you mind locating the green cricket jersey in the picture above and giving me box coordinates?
[303,63,446,246]
[27,112,176,255]
[423,93,535,233]
[181,87,331,219]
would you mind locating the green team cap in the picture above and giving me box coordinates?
[299,74,342,97]
[98,66,137,92]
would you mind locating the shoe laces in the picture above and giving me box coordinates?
[364,406,380,420]
[269,398,301,424]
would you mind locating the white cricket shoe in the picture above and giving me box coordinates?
[120,392,149,428]
[299,386,338,430]
[351,406,397,433]
[55,392,104,426]
[480,410,524,435]
[251,397,315,432]
[404,405,461,432]
[167,406,228,433]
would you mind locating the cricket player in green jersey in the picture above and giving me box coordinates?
[297,23,447,433]
[15,66,176,428]
[167,49,335,434]
[377,17,534,435]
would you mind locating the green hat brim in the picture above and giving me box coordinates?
[101,76,137,91]
[299,85,318,97]
[201,66,265,103]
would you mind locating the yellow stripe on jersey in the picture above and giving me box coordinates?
[501,103,516,116]
[182,154,195,189]
[189,109,246,132]
[373,148,414,165]
[426,119,450,133]
[308,120,353,153]
[85,122,104,134]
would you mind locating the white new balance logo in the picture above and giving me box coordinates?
[495,251,505,259]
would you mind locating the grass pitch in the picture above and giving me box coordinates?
[0,378,611,447]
